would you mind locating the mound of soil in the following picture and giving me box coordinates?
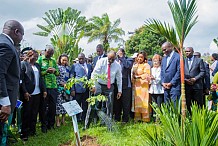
[59,135,101,146]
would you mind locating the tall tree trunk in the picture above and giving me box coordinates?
[179,45,186,127]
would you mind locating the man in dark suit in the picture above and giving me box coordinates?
[70,53,93,122]
[184,47,205,113]
[193,52,210,106]
[0,20,24,141]
[161,42,181,105]
[113,48,133,123]
[92,44,107,67]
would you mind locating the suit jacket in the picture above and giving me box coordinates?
[117,56,133,89]
[0,34,20,112]
[93,54,107,67]
[184,57,205,89]
[20,61,46,95]
[161,52,181,91]
[203,62,210,90]
[70,63,92,93]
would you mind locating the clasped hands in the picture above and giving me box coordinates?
[185,78,196,85]
[162,83,172,89]
[46,67,56,74]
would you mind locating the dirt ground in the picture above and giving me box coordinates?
[59,135,101,146]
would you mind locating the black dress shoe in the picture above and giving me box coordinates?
[41,128,47,133]
[20,134,28,141]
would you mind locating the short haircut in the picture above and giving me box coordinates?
[96,44,104,50]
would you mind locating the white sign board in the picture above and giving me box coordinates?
[62,100,83,116]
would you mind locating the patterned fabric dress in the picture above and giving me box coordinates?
[131,63,151,122]
[56,65,71,115]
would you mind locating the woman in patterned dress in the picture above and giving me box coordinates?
[131,51,151,122]
[56,54,71,127]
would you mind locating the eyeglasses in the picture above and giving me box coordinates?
[185,51,191,52]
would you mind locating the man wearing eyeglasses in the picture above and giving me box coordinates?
[0,20,24,142]
[91,51,122,118]
[184,47,205,113]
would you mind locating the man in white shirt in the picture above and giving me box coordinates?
[91,51,122,118]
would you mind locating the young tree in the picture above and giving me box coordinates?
[85,13,125,52]
[145,0,198,122]
[34,7,87,63]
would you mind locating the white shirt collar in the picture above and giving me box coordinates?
[2,33,14,45]
[168,51,174,58]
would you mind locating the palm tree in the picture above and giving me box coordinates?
[213,38,218,47]
[85,13,125,52]
[34,7,87,63]
[145,0,198,123]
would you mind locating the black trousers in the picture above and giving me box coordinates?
[41,88,58,129]
[113,86,132,122]
[185,87,203,114]
[75,90,89,122]
[150,94,164,118]
[21,93,41,136]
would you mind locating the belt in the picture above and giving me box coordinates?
[98,82,114,86]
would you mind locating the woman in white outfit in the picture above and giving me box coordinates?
[149,54,164,120]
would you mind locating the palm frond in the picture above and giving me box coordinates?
[168,0,198,44]
[145,19,179,48]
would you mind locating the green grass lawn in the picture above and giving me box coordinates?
[11,118,151,146]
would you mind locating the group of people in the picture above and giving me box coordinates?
[0,19,217,145]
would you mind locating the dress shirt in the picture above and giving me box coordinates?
[187,56,194,70]
[166,51,175,67]
[91,57,122,92]
[0,33,15,106]
[81,63,88,75]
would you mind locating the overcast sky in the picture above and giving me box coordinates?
[1,0,218,56]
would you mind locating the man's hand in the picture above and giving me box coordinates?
[190,78,196,84]
[117,92,122,99]
[71,91,76,97]
[166,83,172,89]
[47,67,56,74]
[24,92,31,101]
[43,92,47,98]
[0,105,11,122]
[162,83,168,89]
[185,79,193,85]
[90,87,96,93]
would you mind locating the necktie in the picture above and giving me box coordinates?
[107,64,111,89]
[188,58,192,70]
[81,64,87,75]
[98,56,101,60]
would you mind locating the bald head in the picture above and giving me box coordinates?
[2,20,24,45]
[161,42,173,55]
[107,50,116,64]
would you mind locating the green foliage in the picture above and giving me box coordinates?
[86,95,107,106]
[213,38,218,48]
[34,7,88,64]
[145,0,198,50]
[142,103,218,146]
[145,19,178,48]
[85,13,125,52]
[125,25,166,57]
[65,74,107,105]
